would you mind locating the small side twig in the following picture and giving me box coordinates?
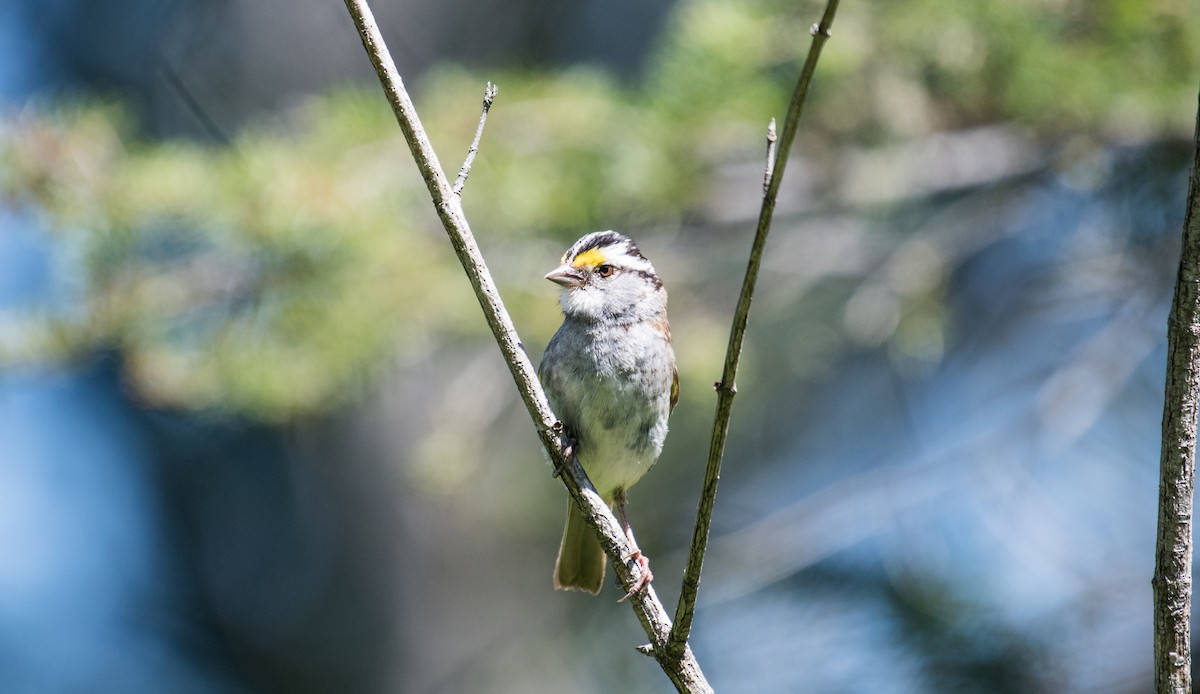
[453,82,498,196]
[762,118,777,196]
[160,61,231,146]
[1153,84,1200,694]
[341,1,709,691]
[668,0,840,658]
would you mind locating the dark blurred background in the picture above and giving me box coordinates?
[0,0,1196,692]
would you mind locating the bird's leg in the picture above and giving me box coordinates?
[550,421,578,478]
[614,489,653,602]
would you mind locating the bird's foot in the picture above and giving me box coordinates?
[550,421,577,478]
[617,550,653,603]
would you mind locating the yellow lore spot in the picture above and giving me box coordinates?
[571,248,607,269]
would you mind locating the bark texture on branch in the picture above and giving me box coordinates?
[1154,85,1200,694]
[340,1,710,690]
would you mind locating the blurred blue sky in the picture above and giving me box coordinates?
[0,5,174,689]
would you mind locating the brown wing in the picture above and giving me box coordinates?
[669,363,680,413]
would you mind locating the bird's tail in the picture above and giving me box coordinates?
[554,499,606,594]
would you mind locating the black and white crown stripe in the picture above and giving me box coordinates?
[562,230,659,283]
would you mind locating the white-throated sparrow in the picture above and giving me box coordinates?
[539,230,678,595]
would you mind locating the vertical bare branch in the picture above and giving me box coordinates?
[340,0,710,690]
[1154,84,1200,694]
[669,0,840,656]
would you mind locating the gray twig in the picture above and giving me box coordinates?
[762,118,777,196]
[453,82,498,196]
[340,0,710,690]
[668,0,840,657]
[1154,84,1200,694]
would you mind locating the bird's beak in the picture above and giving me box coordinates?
[545,265,584,288]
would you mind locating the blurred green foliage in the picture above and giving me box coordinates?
[0,0,1194,419]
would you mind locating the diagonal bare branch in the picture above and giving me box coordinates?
[340,0,710,690]
[669,0,841,657]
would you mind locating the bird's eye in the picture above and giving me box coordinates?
[596,264,615,278]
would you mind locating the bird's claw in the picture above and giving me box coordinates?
[550,422,577,478]
[617,550,653,603]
